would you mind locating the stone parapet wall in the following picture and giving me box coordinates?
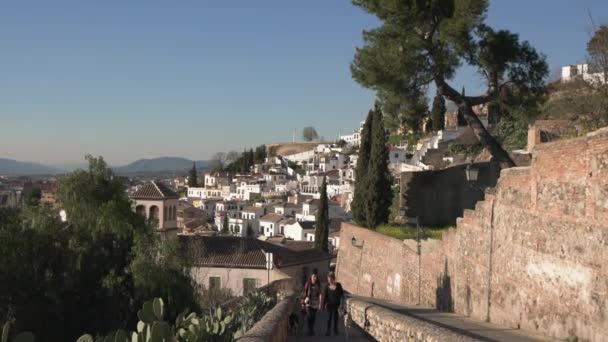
[346,298,478,342]
[337,127,608,341]
[236,278,296,342]
[237,294,296,342]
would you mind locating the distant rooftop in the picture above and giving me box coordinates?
[131,181,179,200]
[179,235,331,269]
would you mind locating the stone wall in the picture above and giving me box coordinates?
[237,278,296,342]
[527,119,575,152]
[346,298,479,342]
[337,127,608,341]
[400,162,501,227]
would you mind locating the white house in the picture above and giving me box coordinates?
[562,63,606,84]
[187,187,205,199]
[284,221,316,241]
[339,120,365,146]
[182,236,332,296]
[296,199,346,222]
[274,202,301,217]
[204,173,230,188]
[389,147,409,164]
[214,200,246,230]
[234,180,266,201]
[259,213,286,237]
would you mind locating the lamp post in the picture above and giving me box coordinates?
[407,216,421,305]
[465,163,495,321]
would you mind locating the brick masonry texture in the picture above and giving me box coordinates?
[337,127,608,341]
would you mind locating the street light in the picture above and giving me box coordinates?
[351,236,364,248]
[465,163,479,182]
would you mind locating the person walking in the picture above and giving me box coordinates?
[322,271,344,336]
[301,271,322,336]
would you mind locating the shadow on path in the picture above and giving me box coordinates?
[291,309,375,342]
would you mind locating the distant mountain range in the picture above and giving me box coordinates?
[0,158,62,175]
[0,157,209,175]
[112,157,209,174]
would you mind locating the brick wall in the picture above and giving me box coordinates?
[400,161,501,227]
[337,127,608,341]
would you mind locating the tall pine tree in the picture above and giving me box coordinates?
[314,176,329,252]
[431,93,446,131]
[365,105,392,229]
[351,108,374,226]
[188,162,198,187]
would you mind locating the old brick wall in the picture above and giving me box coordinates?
[337,127,608,341]
[400,162,501,227]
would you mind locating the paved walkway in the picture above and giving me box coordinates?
[291,308,374,342]
[350,295,558,342]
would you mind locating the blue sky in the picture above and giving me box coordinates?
[1,0,607,165]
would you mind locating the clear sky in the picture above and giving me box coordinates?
[1,0,607,166]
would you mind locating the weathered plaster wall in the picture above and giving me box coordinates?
[337,127,608,341]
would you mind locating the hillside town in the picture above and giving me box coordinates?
[2,1,608,341]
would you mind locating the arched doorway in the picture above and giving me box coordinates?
[135,205,146,217]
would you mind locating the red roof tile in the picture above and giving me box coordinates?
[131,181,179,200]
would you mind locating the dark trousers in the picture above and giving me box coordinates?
[306,307,317,332]
[326,306,339,334]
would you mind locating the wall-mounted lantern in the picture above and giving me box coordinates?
[465,163,479,182]
[351,236,364,248]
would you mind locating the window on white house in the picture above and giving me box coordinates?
[209,276,221,290]
[243,278,259,295]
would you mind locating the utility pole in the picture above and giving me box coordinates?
[265,251,273,295]
[417,219,421,305]
[292,128,296,143]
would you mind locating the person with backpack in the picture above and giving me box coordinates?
[301,270,323,336]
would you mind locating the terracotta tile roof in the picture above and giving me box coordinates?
[179,236,331,269]
[184,219,207,229]
[280,240,315,251]
[305,199,321,206]
[243,206,263,213]
[131,181,178,200]
[298,221,316,230]
[281,218,296,225]
[259,213,285,223]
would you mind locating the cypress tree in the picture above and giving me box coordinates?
[351,108,374,226]
[314,176,329,252]
[248,149,255,171]
[365,105,392,229]
[188,163,198,187]
[430,93,446,131]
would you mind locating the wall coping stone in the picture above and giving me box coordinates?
[346,298,480,342]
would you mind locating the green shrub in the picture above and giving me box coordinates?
[377,224,449,241]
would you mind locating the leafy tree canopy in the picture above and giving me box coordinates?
[351,0,548,167]
[302,126,319,141]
